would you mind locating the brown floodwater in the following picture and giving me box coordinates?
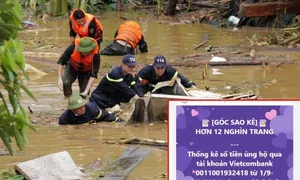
[1,12,300,178]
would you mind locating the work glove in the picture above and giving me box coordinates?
[58,78,63,91]
[190,85,197,89]
[80,91,88,99]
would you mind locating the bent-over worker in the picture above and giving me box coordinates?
[90,54,144,109]
[100,21,148,56]
[136,55,197,96]
[57,37,100,98]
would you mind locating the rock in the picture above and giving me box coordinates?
[14,151,87,180]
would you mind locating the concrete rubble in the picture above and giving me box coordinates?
[14,151,87,180]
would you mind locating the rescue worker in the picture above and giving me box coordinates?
[90,54,144,109]
[59,94,124,125]
[69,9,103,47]
[57,37,100,98]
[136,55,197,95]
[100,21,148,56]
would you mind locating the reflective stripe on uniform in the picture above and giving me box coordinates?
[113,117,118,122]
[130,81,136,86]
[106,74,123,82]
[96,107,102,119]
[149,84,156,87]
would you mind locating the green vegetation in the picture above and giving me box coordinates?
[0,0,36,155]
[0,169,24,180]
[21,0,124,17]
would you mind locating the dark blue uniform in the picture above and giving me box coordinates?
[90,66,143,109]
[59,102,117,125]
[136,65,195,95]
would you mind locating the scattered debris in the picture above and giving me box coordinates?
[98,146,151,179]
[210,56,226,62]
[193,32,209,50]
[247,15,300,47]
[104,137,167,148]
[239,2,300,17]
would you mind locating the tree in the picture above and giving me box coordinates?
[164,0,178,16]
[0,0,36,155]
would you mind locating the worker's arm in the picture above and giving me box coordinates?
[168,66,196,88]
[106,72,137,102]
[178,73,196,88]
[135,67,152,95]
[128,75,144,97]
[81,54,100,97]
[88,19,103,43]
[57,44,75,90]
[69,20,76,42]
[138,35,148,53]
[57,44,75,78]
[114,29,118,39]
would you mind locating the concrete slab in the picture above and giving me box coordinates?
[14,151,87,180]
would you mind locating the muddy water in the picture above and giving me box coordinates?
[1,13,300,178]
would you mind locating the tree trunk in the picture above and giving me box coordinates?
[116,0,123,11]
[164,0,178,16]
[60,0,69,16]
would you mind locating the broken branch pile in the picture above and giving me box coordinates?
[248,15,300,47]
[104,137,167,150]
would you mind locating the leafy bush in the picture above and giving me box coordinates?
[0,0,36,155]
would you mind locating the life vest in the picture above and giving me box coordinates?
[70,38,99,72]
[70,9,103,40]
[114,21,143,49]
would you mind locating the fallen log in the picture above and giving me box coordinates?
[168,60,266,67]
[191,1,228,9]
[181,51,221,59]
[103,137,167,147]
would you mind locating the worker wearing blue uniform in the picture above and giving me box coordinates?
[136,55,196,95]
[90,54,143,109]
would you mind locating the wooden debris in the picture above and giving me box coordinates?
[191,1,228,9]
[168,60,266,67]
[193,32,209,50]
[153,173,167,178]
[240,2,300,17]
[247,15,300,46]
[104,137,167,148]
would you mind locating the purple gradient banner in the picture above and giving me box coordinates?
[176,105,293,180]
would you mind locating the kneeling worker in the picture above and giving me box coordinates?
[100,21,148,56]
[136,55,197,96]
[90,54,144,109]
[59,94,123,125]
